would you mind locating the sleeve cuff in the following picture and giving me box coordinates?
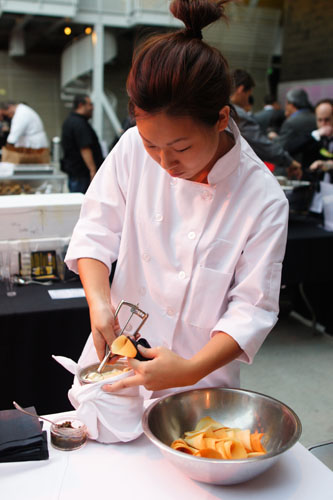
[210,304,278,365]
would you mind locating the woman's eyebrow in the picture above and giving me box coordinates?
[139,132,189,146]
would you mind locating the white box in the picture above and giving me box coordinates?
[0,193,84,240]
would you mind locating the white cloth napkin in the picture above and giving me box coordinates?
[53,335,148,444]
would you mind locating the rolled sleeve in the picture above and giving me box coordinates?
[65,147,127,275]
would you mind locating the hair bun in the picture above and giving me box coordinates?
[170,0,230,38]
[184,27,203,40]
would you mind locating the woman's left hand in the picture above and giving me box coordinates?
[102,345,196,393]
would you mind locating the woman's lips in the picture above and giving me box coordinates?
[167,167,183,177]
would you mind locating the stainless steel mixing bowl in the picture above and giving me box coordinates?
[142,387,302,485]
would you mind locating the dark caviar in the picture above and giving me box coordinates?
[50,420,87,451]
[58,421,77,429]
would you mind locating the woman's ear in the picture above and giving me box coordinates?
[217,106,230,132]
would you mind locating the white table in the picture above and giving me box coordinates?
[1,412,333,500]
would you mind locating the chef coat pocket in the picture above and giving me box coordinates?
[184,267,233,329]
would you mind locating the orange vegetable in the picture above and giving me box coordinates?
[170,417,267,460]
[111,335,137,358]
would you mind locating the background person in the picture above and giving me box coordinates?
[254,94,285,135]
[0,100,48,149]
[61,95,104,194]
[230,69,302,179]
[306,99,333,175]
[65,0,288,397]
[303,99,333,214]
[0,110,10,149]
[270,88,316,165]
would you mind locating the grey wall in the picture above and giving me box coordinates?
[281,0,333,82]
[0,51,68,143]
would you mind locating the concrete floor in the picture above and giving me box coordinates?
[240,313,333,448]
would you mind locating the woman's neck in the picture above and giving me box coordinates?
[191,130,235,184]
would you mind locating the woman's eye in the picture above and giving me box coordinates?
[175,146,191,153]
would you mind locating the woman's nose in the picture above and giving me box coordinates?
[159,150,178,169]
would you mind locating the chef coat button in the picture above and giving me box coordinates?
[170,178,177,186]
[139,286,146,296]
[202,190,213,201]
[142,252,151,262]
[166,307,174,316]
[125,324,133,332]
[154,213,163,222]
[178,271,186,279]
[188,231,196,240]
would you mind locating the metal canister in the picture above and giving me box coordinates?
[51,136,61,166]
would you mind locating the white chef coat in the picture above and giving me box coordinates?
[7,103,48,148]
[65,118,288,395]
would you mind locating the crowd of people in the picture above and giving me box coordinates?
[229,69,333,188]
[1,75,332,199]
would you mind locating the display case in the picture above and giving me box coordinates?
[0,163,67,195]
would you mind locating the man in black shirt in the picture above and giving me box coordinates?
[61,95,104,193]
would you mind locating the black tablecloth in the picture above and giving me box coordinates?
[0,280,91,415]
[282,214,333,286]
[282,214,333,333]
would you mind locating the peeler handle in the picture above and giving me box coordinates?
[131,338,152,361]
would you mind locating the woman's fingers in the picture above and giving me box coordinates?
[93,329,110,361]
[102,373,143,392]
[135,344,157,360]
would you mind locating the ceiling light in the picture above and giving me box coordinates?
[64,26,72,36]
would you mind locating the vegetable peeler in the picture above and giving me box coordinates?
[97,300,149,373]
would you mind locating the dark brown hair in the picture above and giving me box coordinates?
[127,0,233,126]
[231,69,255,92]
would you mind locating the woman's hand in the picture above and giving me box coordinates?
[77,258,119,361]
[102,345,196,393]
[89,301,120,361]
[102,331,243,393]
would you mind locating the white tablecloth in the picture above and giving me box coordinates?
[1,411,332,500]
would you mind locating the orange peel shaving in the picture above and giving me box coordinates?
[171,417,267,460]
[111,335,137,358]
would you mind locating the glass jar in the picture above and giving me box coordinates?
[50,417,87,451]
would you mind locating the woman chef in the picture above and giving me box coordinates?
[65,0,288,398]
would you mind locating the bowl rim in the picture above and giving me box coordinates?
[142,386,302,464]
[78,360,132,384]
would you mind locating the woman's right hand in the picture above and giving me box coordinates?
[77,258,119,362]
[89,301,121,361]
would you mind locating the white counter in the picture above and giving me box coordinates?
[1,412,332,500]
